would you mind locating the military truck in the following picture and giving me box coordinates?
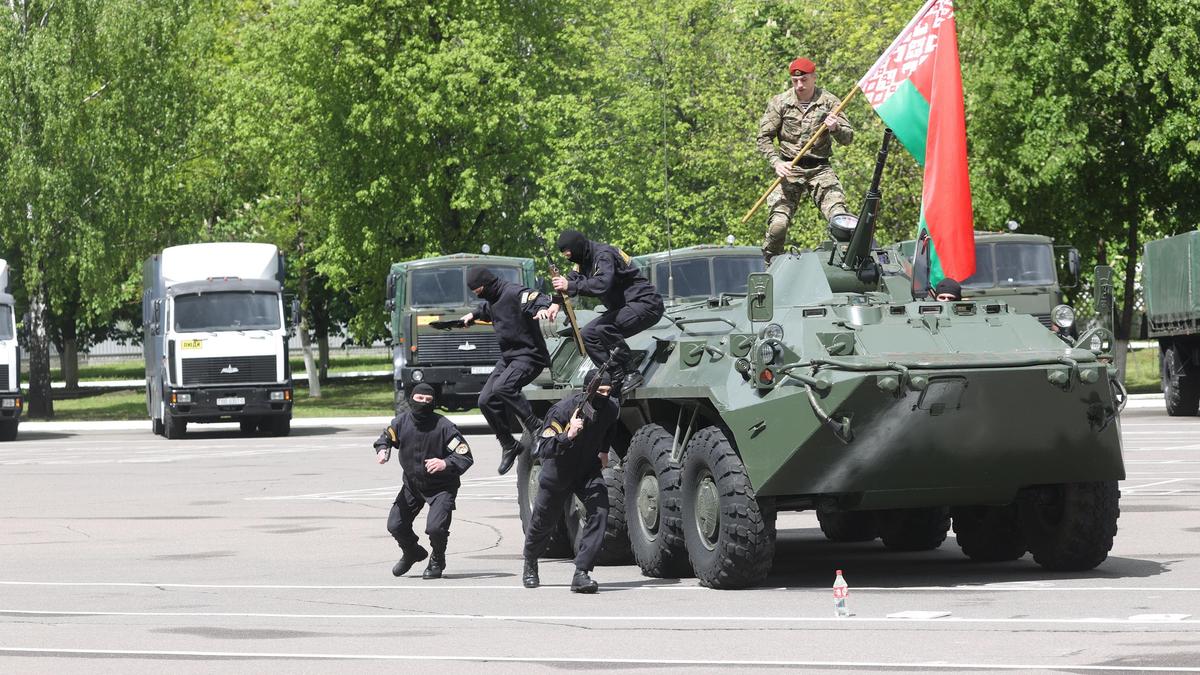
[1143,231,1200,416]
[522,131,1125,588]
[0,259,22,441]
[385,254,536,412]
[897,231,1080,332]
[143,243,294,439]
[633,244,764,305]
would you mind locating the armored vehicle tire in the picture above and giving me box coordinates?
[878,507,950,551]
[164,410,186,440]
[563,452,635,566]
[951,505,1026,562]
[515,444,573,559]
[817,511,879,542]
[624,423,690,578]
[1018,481,1119,571]
[0,420,17,442]
[680,427,774,589]
[1161,344,1200,416]
[239,419,258,435]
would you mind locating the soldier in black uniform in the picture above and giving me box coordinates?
[548,230,664,393]
[373,383,474,580]
[521,369,619,593]
[458,265,554,475]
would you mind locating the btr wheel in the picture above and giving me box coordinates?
[817,511,879,542]
[515,442,572,559]
[1161,343,1200,416]
[878,507,950,551]
[624,423,690,578]
[952,505,1026,562]
[680,427,774,589]
[1018,481,1119,571]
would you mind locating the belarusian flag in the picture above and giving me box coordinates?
[858,0,974,286]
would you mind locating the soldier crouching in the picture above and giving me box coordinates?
[374,383,474,579]
[522,369,618,593]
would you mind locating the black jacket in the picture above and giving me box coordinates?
[537,390,620,469]
[473,278,552,366]
[374,413,474,494]
[562,240,659,311]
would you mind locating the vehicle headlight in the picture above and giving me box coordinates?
[757,341,778,366]
[175,393,192,404]
[762,323,785,341]
[1051,304,1075,329]
[270,390,286,401]
[411,369,424,382]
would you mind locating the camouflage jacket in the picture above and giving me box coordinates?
[756,87,854,169]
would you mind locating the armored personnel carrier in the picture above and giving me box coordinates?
[521,131,1126,588]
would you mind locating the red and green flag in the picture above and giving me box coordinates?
[858,0,974,286]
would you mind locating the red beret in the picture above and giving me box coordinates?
[789,57,816,75]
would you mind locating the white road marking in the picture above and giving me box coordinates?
[0,648,1195,671]
[1121,478,1192,490]
[3,608,1200,626]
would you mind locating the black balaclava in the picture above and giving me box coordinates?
[583,368,613,392]
[410,383,437,424]
[556,230,590,264]
[465,266,500,301]
[933,278,962,301]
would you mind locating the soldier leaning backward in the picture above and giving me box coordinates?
[373,383,474,580]
[757,56,855,263]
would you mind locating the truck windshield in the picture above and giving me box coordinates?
[173,292,281,332]
[409,266,521,307]
[963,243,1056,288]
[0,305,12,340]
[653,256,764,299]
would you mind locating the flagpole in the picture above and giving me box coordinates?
[740,86,860,225]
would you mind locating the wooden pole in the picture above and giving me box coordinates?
[740,86,861,224]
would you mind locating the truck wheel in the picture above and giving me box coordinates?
[951,505,1026,562]
[878,507,950,551]
[239,419,258,435]
[0,420,17,442]
[1162,344,1200,416]
[153,399,165,436]
[680,427,773,589]
[164,410,186,440]
[1018,481,1119,571]
[394,388,411,415]
[266,416,291,437]
[562,451,633,566]
[817,511,879,542]
[624,423,690,578]
[515,444,573,559]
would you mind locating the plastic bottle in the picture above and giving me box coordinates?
[833,569,850,617]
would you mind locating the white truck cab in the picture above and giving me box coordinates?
[0,259,22,441]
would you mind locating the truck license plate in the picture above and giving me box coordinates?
[216,397,245,406]
[470,366,494,375]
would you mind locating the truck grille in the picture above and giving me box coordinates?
[416,332,501,364]
[0,364,8,390]
[1033,313,1052,329]
[181,355,278,386]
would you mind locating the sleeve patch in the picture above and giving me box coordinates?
[541,427,557,438]
[454,442,470,455]
[386,427,397,443]
[617,248,631,265]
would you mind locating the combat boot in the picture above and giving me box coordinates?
[570,568,598,594]
[497,438,522,475]
[522,558,539,589]
[619,370,644,396]
[422,546,446,580]
[391,544,428,577]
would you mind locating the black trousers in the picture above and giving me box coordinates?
[580,297,664,376]
[523,456,609,571]
[387,482,456,551]
[478,357,543,446]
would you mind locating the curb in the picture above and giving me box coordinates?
[18,413,489,433]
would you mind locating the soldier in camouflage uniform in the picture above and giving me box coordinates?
[757,57,855,263]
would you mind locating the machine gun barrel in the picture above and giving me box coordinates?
[841,129,894,275]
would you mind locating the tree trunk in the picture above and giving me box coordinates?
[26,280,54,418]
[318,332,329,383]
[298,267,320,398]
[62,337,78,389]
[1113,218,1140,383]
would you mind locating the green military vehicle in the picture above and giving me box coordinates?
[633,243,764,305]
[385,253,537,412]
[522,132,1125,587]
[1143,231,1200,416]
[897,231,1081,332]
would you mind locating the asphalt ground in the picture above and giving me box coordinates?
[2,397,1199,673]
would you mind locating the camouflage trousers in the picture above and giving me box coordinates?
[762,165,850,261]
